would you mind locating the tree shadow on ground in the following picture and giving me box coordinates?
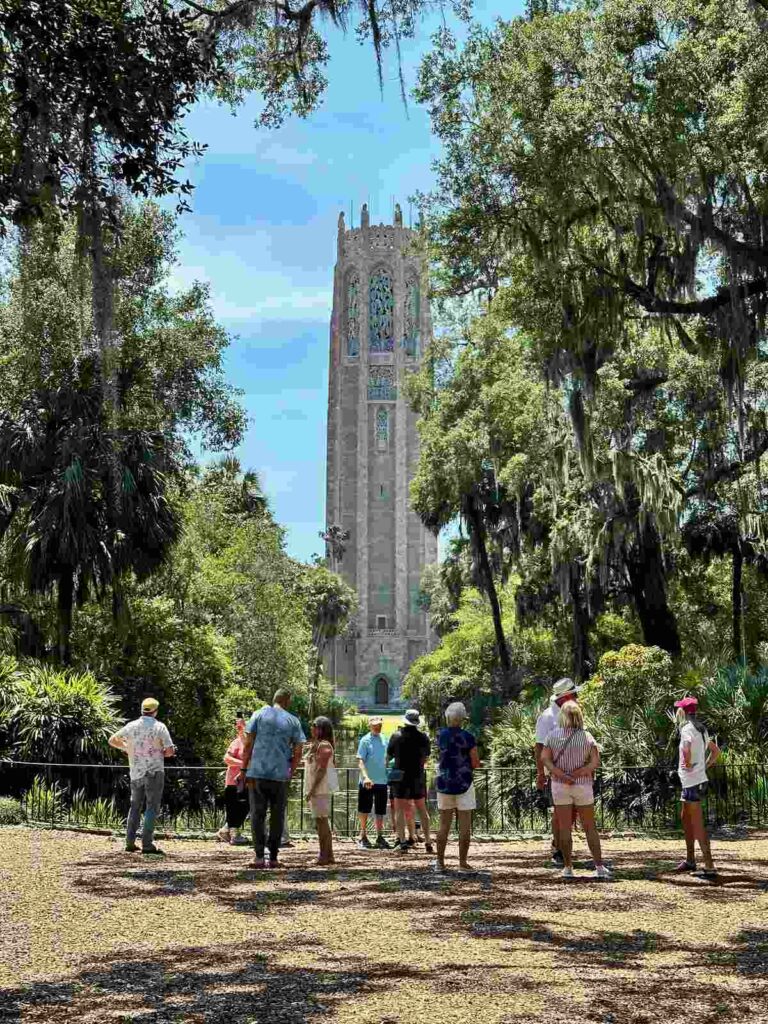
[0,942,383,1024]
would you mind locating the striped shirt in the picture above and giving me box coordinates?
[543,727,597,776]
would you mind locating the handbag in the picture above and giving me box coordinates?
[386,758,403,783]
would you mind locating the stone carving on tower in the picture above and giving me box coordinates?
[325,203,438,708]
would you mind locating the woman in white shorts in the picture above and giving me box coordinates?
[433,702,481,873]
[542,701,611,880]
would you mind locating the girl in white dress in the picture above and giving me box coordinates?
[304,716,339,865]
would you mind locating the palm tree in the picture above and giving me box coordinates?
[0,354,183,664]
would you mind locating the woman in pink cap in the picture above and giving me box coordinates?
[674,696,720,878]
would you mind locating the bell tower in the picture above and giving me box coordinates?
[325,204,438,708]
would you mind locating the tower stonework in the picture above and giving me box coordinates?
[325,205,438,709]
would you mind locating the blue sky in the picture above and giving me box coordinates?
[171,1,524,563]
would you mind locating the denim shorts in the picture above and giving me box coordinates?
[681,782,708,803]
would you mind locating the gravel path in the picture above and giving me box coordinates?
[1,827,767,1023]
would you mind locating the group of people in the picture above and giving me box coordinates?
[108,679,721,880]
[534,677,720,879]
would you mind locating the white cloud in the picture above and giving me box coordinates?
[165,263,331,324]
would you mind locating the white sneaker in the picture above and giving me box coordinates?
[561,867,575,879]
[593,864,613,881]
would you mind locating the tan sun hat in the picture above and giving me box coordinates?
[550,678,581,703]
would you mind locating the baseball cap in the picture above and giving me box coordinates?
[141,697,159,713]
[674,696,699,712]
[368,715,383,725]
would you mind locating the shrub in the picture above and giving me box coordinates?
[0,796,24,824]
[581,645,678,765]
[9,664,122,763]
[697,664,768,752]
[0,654,22,755]
[589,612,641,662]
[488,702,536,769]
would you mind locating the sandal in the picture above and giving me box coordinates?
[692,868,718,879]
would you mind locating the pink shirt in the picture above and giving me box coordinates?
[224,736,245,787]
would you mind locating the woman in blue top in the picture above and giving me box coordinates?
[433,701,480,873]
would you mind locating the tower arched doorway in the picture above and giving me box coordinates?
[373,675,390,706]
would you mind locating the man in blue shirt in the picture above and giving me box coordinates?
[356,715,391,849]
[239,688,305,868]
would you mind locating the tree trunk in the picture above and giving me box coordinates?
[57,568,74,666]
[309,646,323,722]
[464,494,519,698]
[732,544,744,664]
[569,563,594,682]
[626,519,681,656]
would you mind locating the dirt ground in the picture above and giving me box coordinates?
[1,826,767,1024]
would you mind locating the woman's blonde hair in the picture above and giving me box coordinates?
[558,700,584,730]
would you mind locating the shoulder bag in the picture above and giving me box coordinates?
[536,728,580,811]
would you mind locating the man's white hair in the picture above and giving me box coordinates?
[445,701,468,725]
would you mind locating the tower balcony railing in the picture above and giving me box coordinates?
[368,384,397,401]
[368,627,397,636]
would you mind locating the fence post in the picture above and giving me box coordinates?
[345,768,351,837]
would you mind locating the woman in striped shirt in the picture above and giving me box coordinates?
[542,701,612,880]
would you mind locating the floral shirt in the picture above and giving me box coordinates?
[114,716,174,781]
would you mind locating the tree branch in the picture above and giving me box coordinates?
[686,435,768,498]
[622,272,768,316]
[657,176,768,269]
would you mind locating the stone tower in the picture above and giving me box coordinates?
[325,203,438,709]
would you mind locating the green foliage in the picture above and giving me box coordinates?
[695,665,768,754]
[581,645,678,765]
[404,585,567,725]
[71,596,232,765]
[487,702,537,770]
[167,462,309,697]
[3,664,122,763]
[589,612,642,664]
[0,796,24,824]
[415,0,768,672]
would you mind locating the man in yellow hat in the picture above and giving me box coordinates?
[109,697,175,854]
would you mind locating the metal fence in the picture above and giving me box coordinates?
[2,759,767,836]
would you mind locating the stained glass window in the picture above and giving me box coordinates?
[403,276,420,358]
[376,407,389,450]
[368,366,396,401]
[369,270,394,352]
[346,271,360,357]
